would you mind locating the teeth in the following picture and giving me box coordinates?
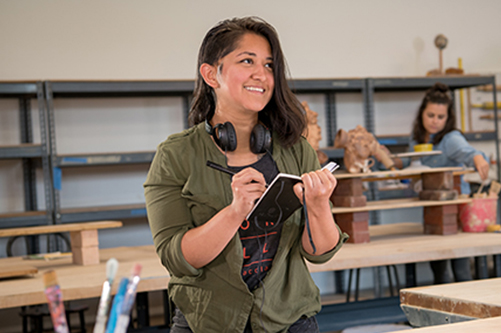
[245,86,264,92]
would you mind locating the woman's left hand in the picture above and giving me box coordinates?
[293,169,337,206]
[473,154,490,180]
[293,168,339,255]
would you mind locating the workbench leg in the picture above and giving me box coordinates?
[405,263,416,288]
[474,256,489,279]
[494,255,501,277]
[136,292,150,328]
[334,270,345,294]
[451,258,472,282]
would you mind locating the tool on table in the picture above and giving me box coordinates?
[113,263,142,333]
[43,270,69,333]
[93,258,119,333]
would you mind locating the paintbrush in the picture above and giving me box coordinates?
[105,277,129,333]
[113,263,142,333]
[93,258,119,333]
[43,270,69,333]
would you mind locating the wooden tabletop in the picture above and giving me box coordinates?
[0,245,168,309]
[331,197,472,214]
[1,222,501,309]
[400,278,501,319]
[335,166,468,180]
[307,222,501,273]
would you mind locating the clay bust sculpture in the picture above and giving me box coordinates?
[334,125,394,173]
[301,101,328,164]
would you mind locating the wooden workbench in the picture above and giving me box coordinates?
[0,245,168,309]
[1,222,500,310]
[307,222,501,273]
[400,278,501,327]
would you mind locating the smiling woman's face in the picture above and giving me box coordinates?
[422,103,448,135]
[214,33,274,115]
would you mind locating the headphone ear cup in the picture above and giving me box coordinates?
[216,122,237,152]
[250,124,272,154]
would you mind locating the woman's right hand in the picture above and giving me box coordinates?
[229,168,267,219]
[473,154,490,180]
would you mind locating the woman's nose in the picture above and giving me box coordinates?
[251,65,267,80]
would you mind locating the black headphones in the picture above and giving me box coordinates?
[205,119,272,154]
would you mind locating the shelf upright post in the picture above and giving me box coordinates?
[491,77,500,182]
[325,92,337,147]
[18,87,40,253]
[43,81,66,252]
[182,94,192,129]
[364,79,381,224]
[364,78,375,134]
[19,96,37,212]
[364,78,384,297]
[43,81,61,225]
[36,81,55,228]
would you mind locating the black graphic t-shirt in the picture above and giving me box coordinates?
[228,153,281,290]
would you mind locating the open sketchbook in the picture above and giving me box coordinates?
[245,162,339,226]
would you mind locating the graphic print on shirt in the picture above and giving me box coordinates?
[239,179,296,290]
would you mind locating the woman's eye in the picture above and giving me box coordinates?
[265,63,274,70]
[241,59,252,64]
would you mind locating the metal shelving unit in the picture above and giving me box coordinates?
[0,82,53,230]
[42,79,365,224]
[44,80,195,224]
[2,77,496,227]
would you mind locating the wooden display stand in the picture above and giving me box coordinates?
[332,167,472,243]
[0,221,122,266]
[331,178,369,243]
[421,171,458,235]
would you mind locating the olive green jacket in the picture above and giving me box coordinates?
[144,122,348,333]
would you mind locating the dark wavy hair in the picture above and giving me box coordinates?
[412,82,457,144]
[188,16,306,148]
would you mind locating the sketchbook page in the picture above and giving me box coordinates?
[245,173,303,227]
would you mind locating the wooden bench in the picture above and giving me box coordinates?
[0,221,122,265]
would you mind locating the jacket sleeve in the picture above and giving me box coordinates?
[443,131,488,167]
[301,223,349,264]
[144,145,201,278]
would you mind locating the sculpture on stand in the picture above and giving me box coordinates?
[301,101,328,164]
[427,34,464,76]
[334,125,395,173]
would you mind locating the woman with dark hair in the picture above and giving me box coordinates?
[408,82,489,193]
[144,17,347,333]
[383,82,489,284]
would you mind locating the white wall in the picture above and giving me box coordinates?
[0,1,500,315]
[1,0,500,80]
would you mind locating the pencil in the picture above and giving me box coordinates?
[206,160,236,176]
[206,160,267,187]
